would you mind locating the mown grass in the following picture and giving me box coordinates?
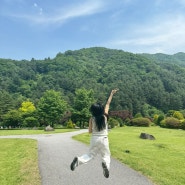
[0,128,76,136]
[73,126,185,185]
[0,128,78,185]
[0,139,40,185]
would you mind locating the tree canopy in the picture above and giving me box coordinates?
[1,47,185,116]
[72,88,94,128]
[37,90,67,127]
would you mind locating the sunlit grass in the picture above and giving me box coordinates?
[0,128,78,185]
[73,126,185,185]
[0,139,40,185]
[0,128,77,136]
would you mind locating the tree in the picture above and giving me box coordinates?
[37,90,67,127]
[18,100,37,127]
[72,88,94,128]
[2,110,21,128]
[22,117,39,127]
[0,91,14,117]
[141,103,163,117]
[3,47,185,114]
[19,100,36,113]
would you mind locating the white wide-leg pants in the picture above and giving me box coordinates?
[78,135,111,169]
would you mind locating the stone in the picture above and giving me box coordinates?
[140,133,155,140]
[45,125,54,131]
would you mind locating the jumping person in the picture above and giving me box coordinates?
[70,89,119,178]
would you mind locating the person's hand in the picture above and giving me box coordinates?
[111,88,119,94]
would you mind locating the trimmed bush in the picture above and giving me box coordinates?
[130,117,151,127]
[162,117,181,129]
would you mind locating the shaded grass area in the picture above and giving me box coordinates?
[0,139,40,185]
[73,126,185,185]
[0,128,77,136]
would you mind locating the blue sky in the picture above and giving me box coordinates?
[1,0,185,60]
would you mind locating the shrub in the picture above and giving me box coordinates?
[110,117,124,127]
[130,117,151,127]
[23,117,39,127]
[153,114,158,124]
[180,119,185,130]
[157,114,165,126]
[54,124,64,129]
[116,117,124,127]
[180,110,185,118]
[66,119,75,128]
[180,120,185,130]
[134,113,143,118]
[125,118,131,126]
[166,110,175,117]
[173,111,184,120]
[108,117,119,128]
[163,117,181,129]
[160,119,166,127]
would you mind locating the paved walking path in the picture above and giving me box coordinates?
[0,130,154,185]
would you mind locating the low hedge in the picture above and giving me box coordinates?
[160,117,185,129]
[129,117,151,127]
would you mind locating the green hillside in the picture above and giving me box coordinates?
[1,47,185,115]
[142,52,185,66]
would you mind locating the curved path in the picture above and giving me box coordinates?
[0,130,154,185]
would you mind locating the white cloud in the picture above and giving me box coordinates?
[6,0,107,26]
[33,3,43,15]
[34,3,38,7]
[107,14,185,54]
[50,1,104,23]
[39,8,43,15]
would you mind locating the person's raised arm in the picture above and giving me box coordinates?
[104,89,119,115]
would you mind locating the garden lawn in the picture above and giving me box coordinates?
[0,139,40,185]
[73,126,185,185]
[0,128,76,136]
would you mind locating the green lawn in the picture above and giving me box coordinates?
[0,139,40,185]
[0,128,77,185]
[73,126,185,185]
[0,128,76,136]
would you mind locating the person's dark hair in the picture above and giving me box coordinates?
[90,103,106,131]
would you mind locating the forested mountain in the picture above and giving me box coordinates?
[142,52,185,66]
[1,47,185,115]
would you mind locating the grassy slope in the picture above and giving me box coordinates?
[73,126,185,185]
